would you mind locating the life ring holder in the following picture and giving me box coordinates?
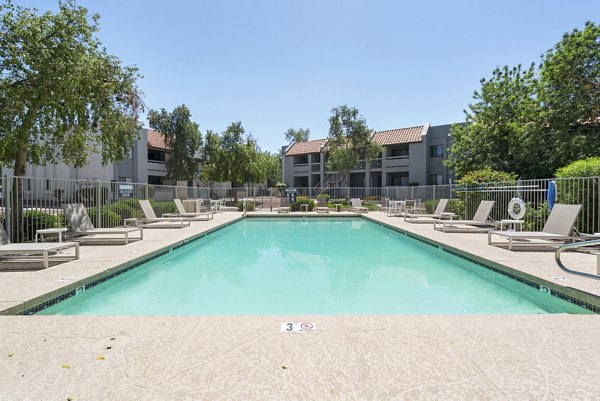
[508,197,526,220]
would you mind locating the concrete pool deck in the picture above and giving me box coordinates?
[0,210,599,399]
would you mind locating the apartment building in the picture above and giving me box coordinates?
[1,128,181,185]
[282,123,453,188]
[115,128,176,185]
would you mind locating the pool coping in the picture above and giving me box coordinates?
[3,212,599,315]
[3,216,244,316]
[361,214,600,313]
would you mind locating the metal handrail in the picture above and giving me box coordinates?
[554,239,600,280]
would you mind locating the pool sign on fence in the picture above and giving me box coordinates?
[281,322,316,332]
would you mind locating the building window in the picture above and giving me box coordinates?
[148,175,163,185]
[294,155,309,165]
[388,173,409,186]
[430,174,443,185]
[148,148,166,162]
[127,147,133,159]
[119,177,133,183]
[388,146,409,158]
[430,145,444,158]
[45,179,51,191]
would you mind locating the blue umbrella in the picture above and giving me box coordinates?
[547,180,556,210]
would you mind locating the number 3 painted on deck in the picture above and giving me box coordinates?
[286,323,294,331]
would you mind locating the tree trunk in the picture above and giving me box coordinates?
[10,143,28,242]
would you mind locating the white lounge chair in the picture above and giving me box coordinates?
[63,203,144,244]
[488,204,593,250]
[0,223,79,269]
[162,199,213,221]
[316,197,329,214]
[350,198,368,213]
[434,200,496,232]
[278,197,291,213]
[134,200,191,228]
[404,199,456,223]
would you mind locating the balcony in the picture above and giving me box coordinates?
[148,160,167,172]
[370,158,382,168]
[386,147,409,160]
[311,164,320,172]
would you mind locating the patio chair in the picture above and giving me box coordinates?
[433,200,496,232]
[0,223,79,269]
[278,197,291,213]
[404,199,456,223]
[162,199,213,221]
[350,198,368,213]
[316,197,329,214]
[488,204,594,250]
[380,197,390,213]
[403,199,416,215]
[63,203,143,244]
[134,200,191,228]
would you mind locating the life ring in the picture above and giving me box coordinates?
[508,197,526,220]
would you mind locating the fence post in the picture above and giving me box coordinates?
[3,175,10,239]
[597,176,600,234]
[96,180,101,228]
[432,185,436,203]
[145,183,149,200]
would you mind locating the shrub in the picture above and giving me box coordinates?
[316,193,330,200]
[291,196,315,212]
[457,168,518,184]
[454,168,517,220]
[555,157,600,233]
[523,201,550,231]
[555,157,600,178]
[276,182,288,196]
[105,199,141,220]
[362,201,379,211]
[328,199,348,209]
[23,211,63,242]
[237,200,255,211]
[150,200,177,217]
[446,199,465,219]
[86,207,123,227]
[424,199,464,217]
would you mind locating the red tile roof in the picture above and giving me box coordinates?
[372,125,426,145]
[147,129,170,150]
[285,139,327,155]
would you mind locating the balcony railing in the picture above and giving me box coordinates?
[370,158,382,168]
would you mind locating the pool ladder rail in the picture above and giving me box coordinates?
[554,239,600,280]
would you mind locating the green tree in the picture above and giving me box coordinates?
[446,64,541,178]
[446,22,600,179]
[200,122,263,195]
[326,105,381,190]
[284,128,310,143]
[539,22,600,129]
[0,1,143,240]
[261,151,282,187]
[148,105,203,181]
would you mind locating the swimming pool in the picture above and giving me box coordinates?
[38,218,590,315]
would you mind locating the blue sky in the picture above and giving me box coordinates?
[17,0,600,152]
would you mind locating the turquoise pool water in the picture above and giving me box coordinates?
[39,218,589,315]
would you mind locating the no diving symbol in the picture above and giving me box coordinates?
[300,323,313,330]
[280,322,316,332]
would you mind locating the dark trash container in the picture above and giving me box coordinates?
[285,188,297,204]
